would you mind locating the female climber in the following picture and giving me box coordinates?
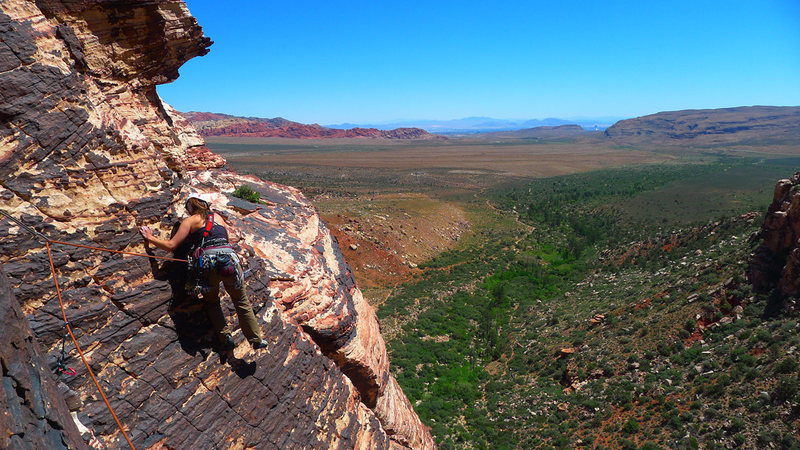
[139,193,268,351]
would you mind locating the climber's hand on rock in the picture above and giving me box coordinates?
[139,226,153,241]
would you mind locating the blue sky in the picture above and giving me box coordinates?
[157,0,800,124]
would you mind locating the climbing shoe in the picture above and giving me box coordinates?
[214,335,236,352]
[251,339,269,350]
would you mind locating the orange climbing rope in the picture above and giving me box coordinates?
[46,241,136,450]
[0,209,194,449]
[50,239,187,262]
[0,210,186,263]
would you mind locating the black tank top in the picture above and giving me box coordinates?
[189,214,229,248]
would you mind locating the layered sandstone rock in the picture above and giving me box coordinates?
[0,1,433,448]
[750,171,800,311]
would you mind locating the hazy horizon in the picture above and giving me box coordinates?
[159,0,800,124]
[185,111,625,126]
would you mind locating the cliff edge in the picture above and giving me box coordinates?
[0,1,433,448]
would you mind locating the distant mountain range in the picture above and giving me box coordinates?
[325,117,620,133]
[470,106,800,145]
[183,106,800,145]
[181,112,444,140]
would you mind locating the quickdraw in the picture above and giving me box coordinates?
[56,327,78,377]
[57,363,78,377]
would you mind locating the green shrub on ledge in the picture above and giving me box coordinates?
[232,185,260,203]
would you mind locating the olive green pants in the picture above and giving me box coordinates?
[203,269,262,345]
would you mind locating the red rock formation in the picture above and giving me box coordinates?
[182,111,445,140]
[0,1,433,448]
[750,171,800,311]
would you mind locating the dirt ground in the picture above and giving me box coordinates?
[209,136,673,305]
[212,136,673,178]
[318,193,469,305]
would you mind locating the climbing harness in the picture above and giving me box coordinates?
[188,212,251,294]
[186,212,214,295]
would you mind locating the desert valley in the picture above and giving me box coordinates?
[1,1,799,449]
[194,106,800,448]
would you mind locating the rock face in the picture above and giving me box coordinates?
[182,111,445,140]
[0,1,433,448]
[605,106,800,147]
[0,267,86,450]
[750,171,800,310]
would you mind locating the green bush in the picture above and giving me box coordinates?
[775,357,798,374]
[621,418,640,434]
[755,328,772,344]
[232,185,261,203]
[773,376,798,402]
[758,430,781,446]
[728,417,745,432]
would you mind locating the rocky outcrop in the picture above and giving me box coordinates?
[182,111,445,140]
[750,171,800,311]
[605,106,800,147]
[0,1,432,448]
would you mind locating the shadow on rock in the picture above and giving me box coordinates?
[146,223,215,356]
[220,351,257,378]
[145,223,258,377]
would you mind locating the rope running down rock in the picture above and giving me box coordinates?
[45,241,136,450]
[0,209,298,449]
[0,209,157,449]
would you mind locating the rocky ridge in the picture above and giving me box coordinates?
[182,112,445,140]
[0,1,432,448]
[604,106,800,147]
[750,171,800,312]
[475,124,589,139]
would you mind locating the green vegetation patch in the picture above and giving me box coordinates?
[232,184,261,203]
[379,159,800,448]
